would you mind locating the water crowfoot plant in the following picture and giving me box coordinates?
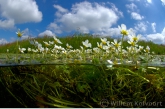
[1,24,165,108]
[15,29,24,63]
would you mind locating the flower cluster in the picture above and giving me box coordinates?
[14,24,153,66]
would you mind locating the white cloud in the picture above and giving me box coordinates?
[21,35,29,40]
[128,0,140,2]
[49,1,122,35]
[0,0,42,29]
[146,0,152,3]
[108,3,123,17]
[0,38,8,45]
[151,22,156,33]
[162,27,165,36]
[54,5,68,13]
[146,33,165,44]
[93,27,120,37]
[48,23,62,34]
[38,30,55,37]
[0,19,15,29]
[161,0,165,5]
[131,12,144,20]
[134,22,147,32]
[126,3,137,11]
[54,5,68,17]
[146,27,165,44]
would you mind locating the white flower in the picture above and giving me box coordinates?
[138,46,144,51]
[85,49,92,54]
[37,44,42,49]
[118,24,128,36]
[44,47,49,53]
[93,47,100,53]
[101,38,109,45]
[28,47,31,52]
[58,46,65,51]
[53,36,62,44]
[127,39,138,47]
[128,31,141,42]
[144,46,150,53]
[111,39,121,48]
[16,29,23,38]
[49,41,54,45]
[43,41,50,46]
[82,40,91,48]
[54,44,59,49]
[66,43,73,49]
[103,45,109,50]
[19,46,26,53]
[97,42,103,49]
[62,50,67,55]
[32,49,38,53]
[7,49,9,53]
[38,47,44,53]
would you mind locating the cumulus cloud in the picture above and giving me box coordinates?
[126,3,143,21]
[151,22,156,33]
[162,27,165,36]
[128,0,140,2]
[0,0,42,29]
[126,3,137,12]
[161,0,165,5]
[146,0,152,3]
[146,33,165,44]
[53,5,68,17]
[131,12,144,20]
[93,27,120,37]
[0,38,8,45]
[0,19,15,29]
[48,23,62,34]
[134,22,147,32]
[108,2,123,17]
[48,1,122,35]
[54,5,68,13]
[38,30,55,37]
[146,27,165,44]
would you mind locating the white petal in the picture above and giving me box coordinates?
[121,24,126,30]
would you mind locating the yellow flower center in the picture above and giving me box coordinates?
[133,37,138,42]
[130,42,135,46]
[114,43,119,48]
[145,49,149,53]
[45,43,50,47]
[102,41,106,45]
[17,32,22,38]
[98,45,102,49]
[121,30,128,36]
[54,40,58,44]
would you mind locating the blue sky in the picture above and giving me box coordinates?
[0,0,165,44]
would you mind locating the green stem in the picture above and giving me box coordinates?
[16,39,19,63]
[122,68,150,82]
[120,35,124,64]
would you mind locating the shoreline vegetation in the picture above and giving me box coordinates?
[0,34,165,55]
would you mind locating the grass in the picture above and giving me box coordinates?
[0,29,165,108]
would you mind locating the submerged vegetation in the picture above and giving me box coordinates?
[0,24,165,107]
